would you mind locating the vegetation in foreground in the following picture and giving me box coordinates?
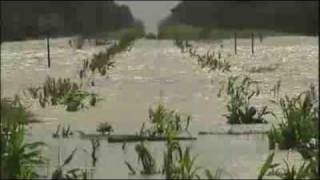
[1,98,46,179]
[268,85,318,150]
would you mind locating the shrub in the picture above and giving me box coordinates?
[218,75,273,124]
[268,85,318,150]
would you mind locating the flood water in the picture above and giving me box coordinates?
[1,36,318,178]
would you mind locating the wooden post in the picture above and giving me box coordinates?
[47,33,51,68]
[234,32,237,55]
[251,32,254,55]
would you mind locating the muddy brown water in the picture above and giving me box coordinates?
[1,36,318,178]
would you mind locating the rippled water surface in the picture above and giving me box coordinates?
[1,36,318,178]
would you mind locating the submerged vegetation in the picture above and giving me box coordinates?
[218,75,273,124]
[175,39,231,72]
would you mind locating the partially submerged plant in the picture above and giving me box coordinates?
[141,103,191,137]
[258,149,319,180]
[218,75,273,124]
[52,124,73,139]
[174,39,231,72]
[135,142,157,175]
[90,138,100,167]
[268,84,318,150]
[162,130,222,179]
[96,122,113,135]
[87,30,139,77]
[26,76,99,112]
[51,148,87,179]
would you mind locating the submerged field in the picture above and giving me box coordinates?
[1,36,318,178]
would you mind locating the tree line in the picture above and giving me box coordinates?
[1,1,144,41]
[159,1,318,35]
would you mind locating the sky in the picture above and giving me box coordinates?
[115,1,180,34]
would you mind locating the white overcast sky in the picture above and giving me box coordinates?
[115,1,180,33]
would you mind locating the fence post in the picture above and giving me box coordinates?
[251,32,254,55]
[47,33,51,68]
[234,32,237,55]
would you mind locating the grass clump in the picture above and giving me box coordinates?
[218,75,273,124]
[268,85,318,150]
[26,76,99,112]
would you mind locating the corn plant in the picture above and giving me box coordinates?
[268,84,318,150]
[174,39,231,72]
[162,130,222,179]
[134,142,157,175]
[26,76,99,112]
[87,30,139,77]
[258,150,319,180]
[1,98,46,179]
[218,75,273,124]
[141,103,191,137]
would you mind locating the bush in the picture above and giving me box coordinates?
[218,75,273,124]
[268,85,318,150]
